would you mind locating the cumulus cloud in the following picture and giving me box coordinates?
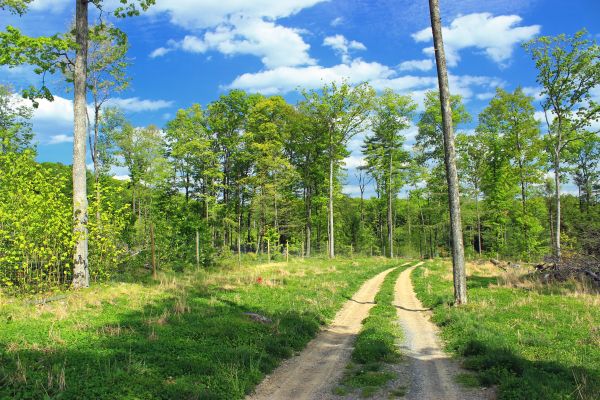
[398,59,434,72]
[228,59,396,94]
[227,58,502,105]
[412,13,540,67]
[47,134,73,145]
[323,34,366,64]
[148,0,322,68]
[105,97,173,112]
[147,0,326,30]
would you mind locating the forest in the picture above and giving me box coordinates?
[0,1,599,399]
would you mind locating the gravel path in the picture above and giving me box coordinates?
[247,266,399,400]
[394,263,489,400]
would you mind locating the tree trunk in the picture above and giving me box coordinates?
[429,0,467,304]
[305,187,312,257]
[475,192,482,256]
[387,152,393,258]
[196,229,200,271]
[150,223,156,279]
[328,156,335,258]
[554,156,561,258]
[72,0,90,289]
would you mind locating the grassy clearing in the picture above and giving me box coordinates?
[0,257,394,400]
[412,260,600,400]
[335,261,413,398]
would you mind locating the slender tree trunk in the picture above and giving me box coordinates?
[196,229,200,271]
[554,156,561,258]
[429,0,467,304]
[72,0,90,289]
[387,153,393,258]
[328,156,335,258]
[475,192,482,256]
[150,223,156,279]
[92,104,101,223]
[305,187,312,257]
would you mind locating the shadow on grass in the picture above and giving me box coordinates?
[0,283,327,400]
[466,275,498,289]
[454,338,600,400]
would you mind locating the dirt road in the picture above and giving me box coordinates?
[394,263,486,400]
[247,266,401,400]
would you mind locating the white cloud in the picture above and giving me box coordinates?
[412,13,540,67]
[47,134,73,145]
[147,1,322,68]
[330,17,344,27]
[29,0,69,13]
[227,59,502,107]
[323,34,366,64]
[105,97,173,112]
[228,59,396,94]
[476,92,495,101]
[343,155,366,169]
[398,59,433,72]
[147,0,326,30]
[149,47,173,58]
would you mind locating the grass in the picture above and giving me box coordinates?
[0,257,395,400]
[336,261,413,398]
[412,260,600,400]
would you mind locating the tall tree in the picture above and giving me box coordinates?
[302,81,375,258]
[477,88,543,258]
[363,89,416,258]
[428,0,467,304]
[524,29,600,258]
[0,0,153,288]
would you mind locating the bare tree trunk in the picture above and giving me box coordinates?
[328,156,335,258]
[554,157,561,258]
[150,223,156,279]
[305,187,312,257]
[387,153,393,258]
[72,0,90,289]
[475,193,482,256]
[429,0,467,304]
[196,229,200,271]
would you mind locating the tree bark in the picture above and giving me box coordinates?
[554,156,561,258]
[150,222,156,279]
[72,0,90,289]
[328,156,335,258]
[475,192,482,256]
[305,186,312,257]
[429,0,467,304]
[387,152,393,258]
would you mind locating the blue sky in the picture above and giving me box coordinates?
[1,0,599,195]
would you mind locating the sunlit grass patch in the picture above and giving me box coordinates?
[412,260,600,400]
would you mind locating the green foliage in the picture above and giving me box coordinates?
[0,151,75,291]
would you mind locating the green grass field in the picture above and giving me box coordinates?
[0,258,395,400]
[412,261,600,400]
